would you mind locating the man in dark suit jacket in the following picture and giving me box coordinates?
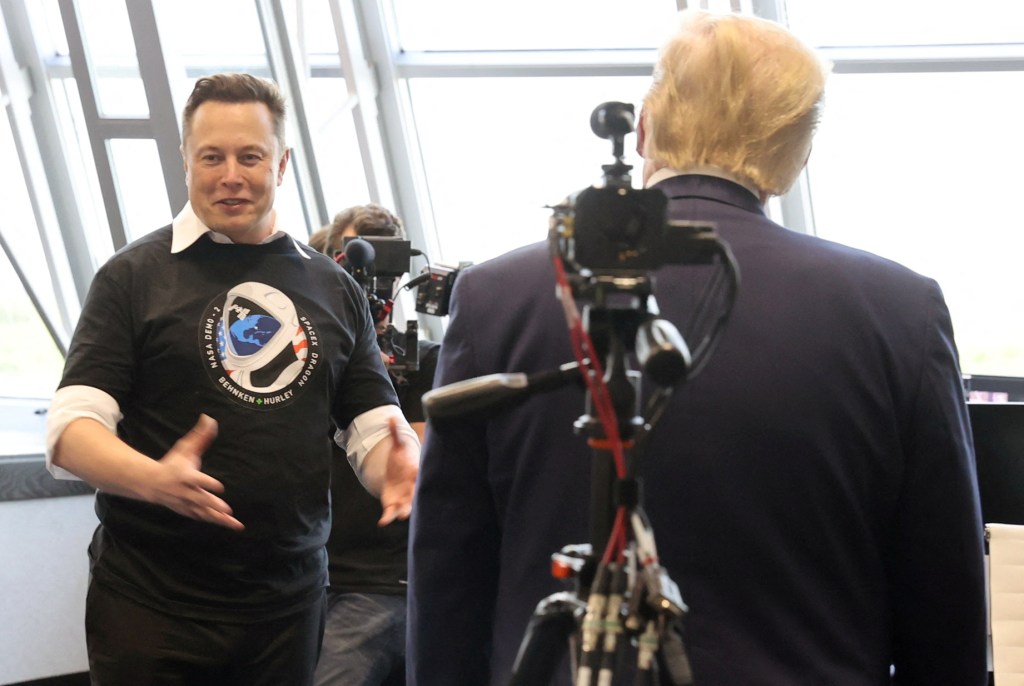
[408,9,987,686]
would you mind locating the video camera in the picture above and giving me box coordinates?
[550,102,723,289]
[339,235,467,373]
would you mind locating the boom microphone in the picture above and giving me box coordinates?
[423,362,582,423]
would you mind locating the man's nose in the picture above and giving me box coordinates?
[220,159,244,184]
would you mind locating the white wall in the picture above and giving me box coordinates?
[0,494,95,684]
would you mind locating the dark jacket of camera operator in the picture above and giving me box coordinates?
[408,10,986,686]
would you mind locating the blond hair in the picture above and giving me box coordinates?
[642,10,829,197]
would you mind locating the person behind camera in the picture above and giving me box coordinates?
[45,73,419,686]
[309,204,439,686]
[408,10,986,686]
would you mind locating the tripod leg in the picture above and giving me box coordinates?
[508,592,586,686]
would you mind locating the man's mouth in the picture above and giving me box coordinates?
[218,198,248,206]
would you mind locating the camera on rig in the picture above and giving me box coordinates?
[339,235,469,372]
[414,261,470,317]
[340,235,421,373]
[550,101,721,287]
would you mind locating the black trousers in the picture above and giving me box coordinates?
[85,580,326,686]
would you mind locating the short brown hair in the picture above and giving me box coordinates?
[181,73,287,149]
[309,204,405,257]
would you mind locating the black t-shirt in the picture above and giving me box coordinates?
[326,339,440,594]
[60,227,399,620]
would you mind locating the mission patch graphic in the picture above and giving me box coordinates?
[200,281,319,409]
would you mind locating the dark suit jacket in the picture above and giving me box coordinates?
[408,174,987,685]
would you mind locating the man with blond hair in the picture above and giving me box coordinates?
[409,10,986,685]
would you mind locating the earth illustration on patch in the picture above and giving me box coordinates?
[228,314,282,355]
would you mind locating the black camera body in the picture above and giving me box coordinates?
[415,263,463,316]
[550,102,720,281]
[555,186,721,276]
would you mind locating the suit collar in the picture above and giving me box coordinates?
[650,174,766,218]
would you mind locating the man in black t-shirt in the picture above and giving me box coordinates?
[310,205,438,686]
[46,75,419,686]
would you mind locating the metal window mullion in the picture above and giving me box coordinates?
[0,233,68,356]
[126,0,187,217]
[255,0,329,234]
[57,0,129,249]
[0,0,80,350]
[353,0,445,342]
[329,0,395,212]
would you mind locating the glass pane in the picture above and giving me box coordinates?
[280,0,343,55]
[157,0,269,72]
[0,253,64,399]
[76,0,148,117]
[0,106,62,335]
[154,0,272,140]
[410,76,652,265]
[30,0,69,56]
[302,80,370,221]
[393,0,681,51]
[108,139,174,241]
[785,0,1024,47]
[0,112,64,399]
[277,1,370,221]
[51,77,114,264]
[807,71,1024,377]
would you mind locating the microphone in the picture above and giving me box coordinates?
[423,362,581,423]
[344,237,376,270]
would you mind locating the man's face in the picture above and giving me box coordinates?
[182,100,289,244]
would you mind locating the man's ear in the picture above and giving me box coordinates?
[277,147,291,185]
[635,107,647,158]
[180,145,190,181]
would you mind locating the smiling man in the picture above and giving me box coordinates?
[46,73,419,686]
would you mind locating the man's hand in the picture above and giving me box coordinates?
[378,416,419,526]
[149,415,244,531]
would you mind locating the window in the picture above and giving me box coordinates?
[392,0,679,51]
[806,70,1024,376]
[0,109,64,398]
[783,0,1024,376]
[410,75,652,264]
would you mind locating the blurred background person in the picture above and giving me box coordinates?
[310,204,439,686]
[408,10,986,686]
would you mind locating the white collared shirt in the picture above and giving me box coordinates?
[170,202,311,259]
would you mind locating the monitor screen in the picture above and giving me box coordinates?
[968,402,1024,526]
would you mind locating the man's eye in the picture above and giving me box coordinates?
[242,154,263,164]
[202,154,221,163]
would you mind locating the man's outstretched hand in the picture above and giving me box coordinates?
[150,414,244,531]
[378,416,419,526]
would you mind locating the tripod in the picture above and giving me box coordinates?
[507,274,697,686]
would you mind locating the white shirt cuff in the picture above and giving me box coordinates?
[334,404,419,475]
[46,385,122,480]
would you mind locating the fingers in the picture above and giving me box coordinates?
[202,507,245,531]
[157,414,244,530]
[173,414,219,469]
[378,500,412,527]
